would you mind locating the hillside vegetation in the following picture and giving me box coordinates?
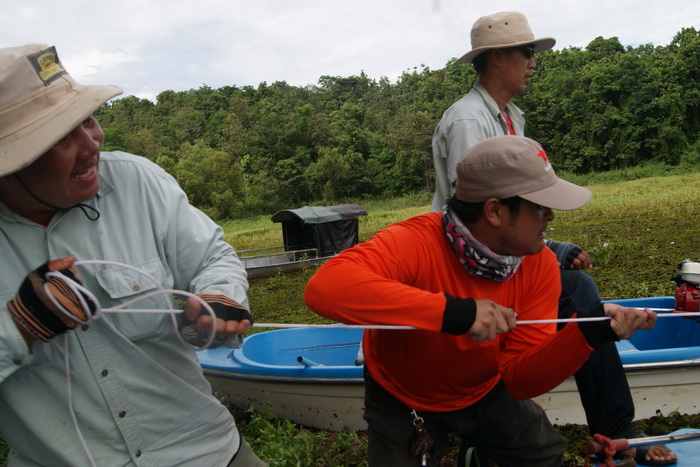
[93,28,700,220]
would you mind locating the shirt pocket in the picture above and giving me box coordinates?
[94,258,175,341]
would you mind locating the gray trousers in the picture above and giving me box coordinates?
[363,370,564,467]
[227,436,267,467]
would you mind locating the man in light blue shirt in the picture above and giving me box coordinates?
[0,44,266,466]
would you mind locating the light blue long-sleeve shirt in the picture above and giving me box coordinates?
[0,151,249,466]
[431,81,526,212]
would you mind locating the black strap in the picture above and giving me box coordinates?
[14,174,100,221]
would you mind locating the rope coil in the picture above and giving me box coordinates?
[41,259,224,467]
[49,259,220,349]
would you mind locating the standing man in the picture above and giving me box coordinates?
[430,11,675,466]
[0,44,265,466]
[305,135,657,466]
[431,11,553,212]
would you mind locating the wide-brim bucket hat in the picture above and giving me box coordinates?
[0,44,123,177]
[455,11,556,65]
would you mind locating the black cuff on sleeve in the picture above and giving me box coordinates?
[441,293,477,335]
[577,303,619,348]
[546,240,583,269]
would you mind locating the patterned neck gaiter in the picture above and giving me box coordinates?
[442,204,523,282]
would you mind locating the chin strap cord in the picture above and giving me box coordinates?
[13,173,101,221]
[72,203,100,221]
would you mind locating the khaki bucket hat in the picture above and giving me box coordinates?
[0,44,123,177]
[455,135,591,211]
[454,11,556,65]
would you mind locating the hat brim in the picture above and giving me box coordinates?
[0,84,123,177]
[454,37,556,65]
[520,178,592,211]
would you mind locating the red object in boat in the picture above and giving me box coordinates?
[675,282,700,313]
[673,260,700,316]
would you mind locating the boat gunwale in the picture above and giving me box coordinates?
[200,297,700,379]
[202,360,700,383]
[203,368,364,385]
[622,358,700,371]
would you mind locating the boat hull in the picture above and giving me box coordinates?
[204,370,366,431]
[534,362,700,426]
[199,296,700,431]
[198,326,366,431]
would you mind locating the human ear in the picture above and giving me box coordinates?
[490,48,508,67]
[482,198,504,227]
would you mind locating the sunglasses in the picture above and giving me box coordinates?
[518,46,536,60]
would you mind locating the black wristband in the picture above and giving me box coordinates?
[198,292,253,323]
[441,293,477,335]
[178,292,251,348]
[546,240,583,269]
[577,303,618,348]
[7,265,72,341]
[7,263,97,341]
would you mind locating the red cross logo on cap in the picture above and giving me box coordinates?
[536,147,549,164]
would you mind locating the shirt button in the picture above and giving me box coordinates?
[81,325,89,331]
[131,283,141,291]
[101,369,109,377]
[119,411,126,418]
[135,450,142,457]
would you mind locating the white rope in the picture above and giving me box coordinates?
[53,260,220,350]
[64,335,97,467]
[518,309,696,325]
[249,322,416,330]
[252,308,698,330]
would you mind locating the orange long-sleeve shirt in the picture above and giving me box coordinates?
[304,212,594,412]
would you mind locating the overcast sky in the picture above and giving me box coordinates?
[2,0,698,101]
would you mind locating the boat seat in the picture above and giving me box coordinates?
[615,340,638,353]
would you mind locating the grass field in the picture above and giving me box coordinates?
[241,172,700,332]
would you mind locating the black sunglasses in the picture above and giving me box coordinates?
[518,46,536,60]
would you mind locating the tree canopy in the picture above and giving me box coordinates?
[94,28,700,219]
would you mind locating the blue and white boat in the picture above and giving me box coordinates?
[198,325,366,431]
[197,297,700,432]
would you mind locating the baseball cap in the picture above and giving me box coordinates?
[454,11,556,65]
[455,135,592,210]
[0,44,123,177]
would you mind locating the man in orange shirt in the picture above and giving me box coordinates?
[305,135,656,467]
[431,11,676,465]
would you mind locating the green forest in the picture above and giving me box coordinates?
[93,28,700,220]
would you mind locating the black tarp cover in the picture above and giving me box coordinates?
[270,204,367,256]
